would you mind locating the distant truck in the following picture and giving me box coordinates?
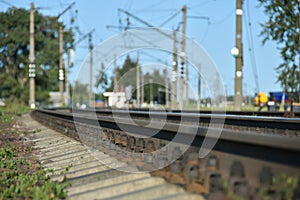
[254,91,295,111]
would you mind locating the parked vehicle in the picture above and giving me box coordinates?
[254,91,297,112]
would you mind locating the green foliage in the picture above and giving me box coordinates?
[95,63,108,99]
[0,7,74,105]
[0,147,69,200]
[259,174,299,200]
[106,55,168,103]
[0,111,69,199]
[0,112,15,125]
[72,81,89,106]
[259,0,300,99]
[222,174,299,200]
[222,179,244,200]
[107,55,138,94]
[0,103,31,115]
[143,70,166,103]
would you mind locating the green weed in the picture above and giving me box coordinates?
[0,146,70,200]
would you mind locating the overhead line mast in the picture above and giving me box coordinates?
[89,32,93,107]
[29,2,35,109]
[56,2,75,106]
[180,5,187,108]
[118,7,187,109]
[234,0,243,111]
[171,30,178,109]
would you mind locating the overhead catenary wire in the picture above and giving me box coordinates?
[159,9,182,27]
[134,0,175,14]
[189,0,218,9]
[118,8,180,44]
[244,0,259,93]
[210,8,235,25]
[0,0,14,7]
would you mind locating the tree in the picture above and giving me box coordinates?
[0,7,74,104]
[116,55,138,93]
[107,55,138,95]
[95,63,108,99]
[72,81,89,107]
[107,55,168,104]
[143,70,166,104]
[259,0,300,101]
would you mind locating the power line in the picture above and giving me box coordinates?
[211,8,235,25]
[0,0,13,7]
[134,0,174,14]
[200,24,210,43]
[135,9,178,13]
[159,9,181,27]
[189,0,217,9]
[244,0,259,93]
[118,8,177,44]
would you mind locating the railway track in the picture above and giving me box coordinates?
[31,108,300,199]
[23,114,203,200]
[48,107,300,118]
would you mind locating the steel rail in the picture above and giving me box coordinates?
[33,109,300,167]
[71,108,300,131]
[44,107,300,117]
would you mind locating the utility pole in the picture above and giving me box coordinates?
[185,59,189,105]
[164,63,169,107]
[65,49,72,106]
[216,71,220,106]
[136,52,140,107]
[59,26,64,106]
[150,78,153,106]
[89,33,93,107]
[113,54,118,92]
[197,64,201,110]
[71,29,95,107]
[29,2,35,109]
[171,30,178,109]
[234,0,243,111]
[57,2,75,107]
[180,5,187,108]
[141,72,144,105]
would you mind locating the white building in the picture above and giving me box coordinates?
[49,91,66,107]
[103,92,126,108]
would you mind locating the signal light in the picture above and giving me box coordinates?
[59,69,64,81]
[29,63,35,78]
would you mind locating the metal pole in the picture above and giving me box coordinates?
[164,64,169,107]
[185,59,189,105]
[150,78,153,106]
[29,2,35,109]
[141,72,144,105]
[171,30,178,109]
[56,2,75,107]
[89,34,93,107]
[65,49,71,106]
[180,5,187,109]
[113,54,118,92]
[59,26,64,106]
[197,64,201,110]
[234,0,243,111]
[136,52,140,107]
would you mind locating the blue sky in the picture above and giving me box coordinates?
[1,0,283,97]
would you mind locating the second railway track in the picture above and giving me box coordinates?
[31,108,300,199]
